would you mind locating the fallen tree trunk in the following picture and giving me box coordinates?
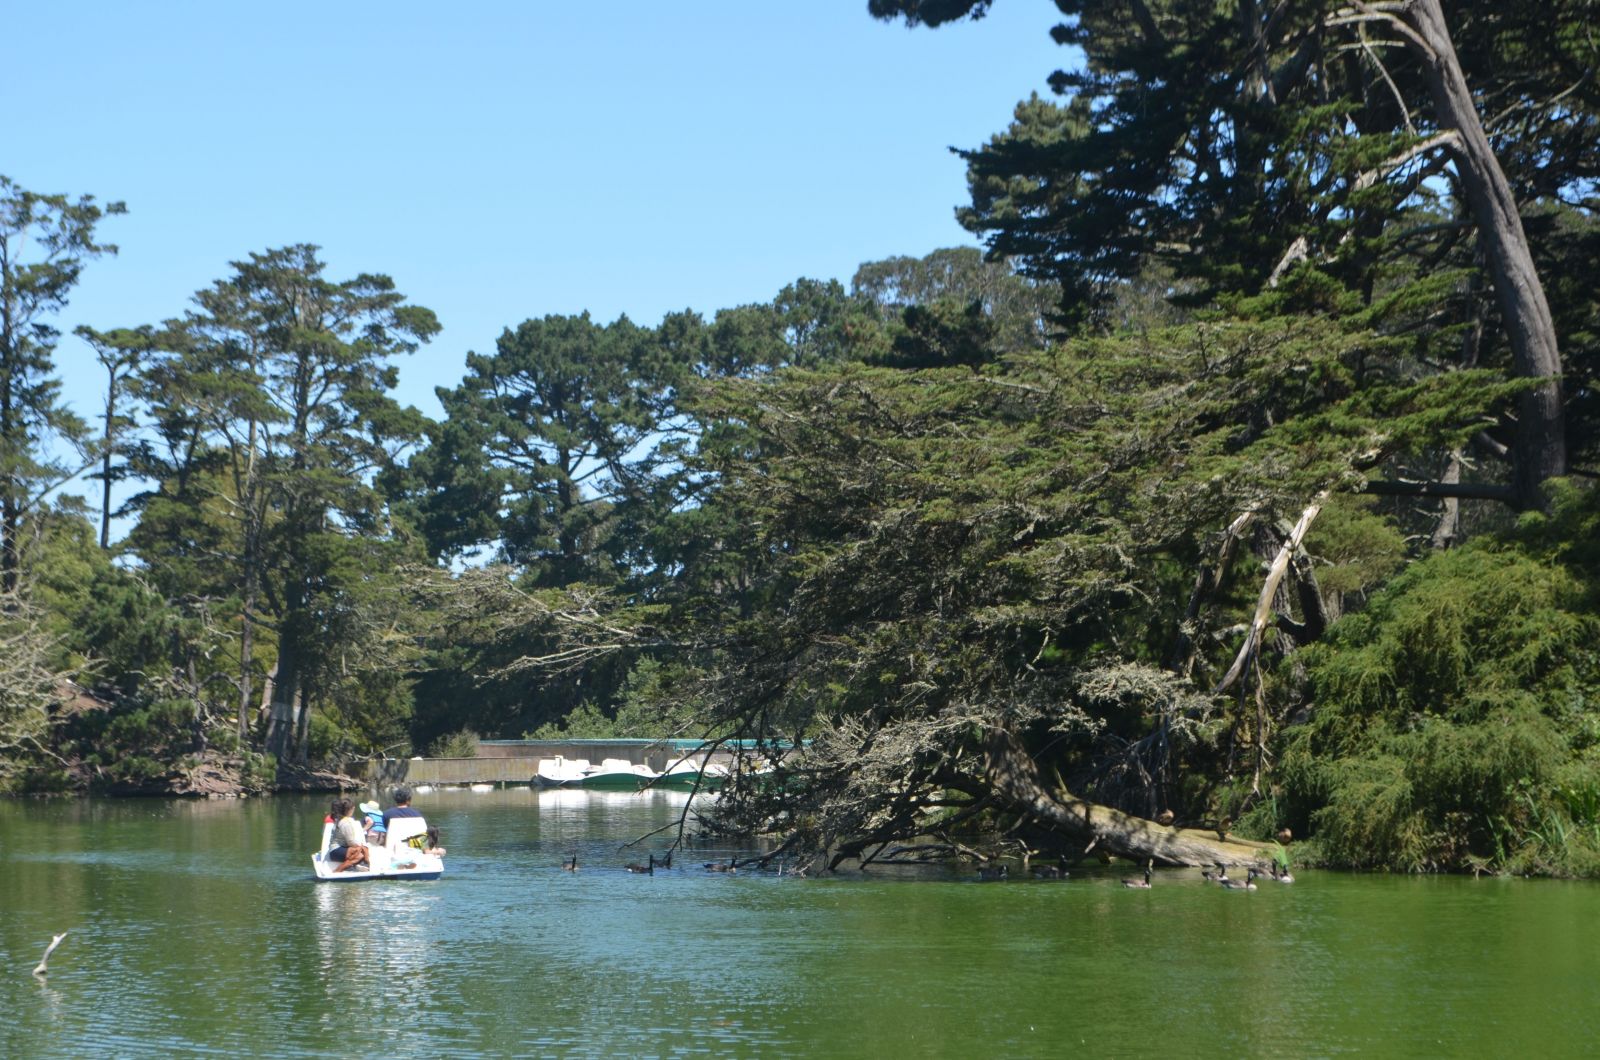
[983,732,1272,867]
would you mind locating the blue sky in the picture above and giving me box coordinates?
[15,2,1066,426]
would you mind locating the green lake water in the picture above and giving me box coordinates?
[2,788,1597,1057]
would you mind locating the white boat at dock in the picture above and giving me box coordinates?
[656,758,731,791]
[533,756,657,790]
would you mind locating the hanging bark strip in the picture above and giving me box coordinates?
[1213,493,1328,696]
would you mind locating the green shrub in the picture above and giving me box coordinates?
[528,702,614,739]
[429,729,480,758]
[1280,498,1600,875]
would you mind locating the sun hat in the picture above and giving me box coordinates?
[358,800,382,817]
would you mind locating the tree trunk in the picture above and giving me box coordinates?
[238,591,256,742]
[984,733,1272,867]
[0,491,17,596]
[263,623,302,760]
[0,353,16,595]
[293,689,312,765]
[1431,449,1463,549]
[1402,0,1565,508]
[236,415,261,742]
[99,372,115,551]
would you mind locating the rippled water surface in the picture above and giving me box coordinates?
[3,790,1598,1057]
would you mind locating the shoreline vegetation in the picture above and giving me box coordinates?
[6,2,1600,879]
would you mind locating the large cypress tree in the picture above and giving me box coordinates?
[0,176,124,592]
[870,0,1598,508]
[127,246,438,760]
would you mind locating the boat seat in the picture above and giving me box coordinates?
[385,817,429,852]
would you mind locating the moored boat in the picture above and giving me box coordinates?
[655,759,730,791]
[534,756,593,788]
[534,755,657,790]
[582,757,658,790]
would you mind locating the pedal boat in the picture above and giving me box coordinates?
[534,755,657,790]
[312,816,443,881]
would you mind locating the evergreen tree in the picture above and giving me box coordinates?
[405,312,664,583]
[870,0,1596,507]
[0,176,124,591]
[126,246,437,761]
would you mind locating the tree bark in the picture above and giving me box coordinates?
[236,414,261,742]
[1168,510,1255,676]
[263,622,302,760]
[293,689,312,765]
[1214,495,1325,695]
[983,733,1272,867]
[0,243,17,596]
[1430,449,1463,549]
[1400,0,1566,508]
[0,341,17,596]
[99,369,115,551]
[1361,478,1512,502]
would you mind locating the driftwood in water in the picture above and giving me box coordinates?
[983,733,1271,867]
[33,932,67,977]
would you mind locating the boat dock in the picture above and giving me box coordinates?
[367,738,757,790]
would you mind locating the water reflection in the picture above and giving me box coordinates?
[5,792,1600,1057]
[309,879,441,1043]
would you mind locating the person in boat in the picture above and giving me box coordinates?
[382,787,423,833]
[359,800,386,843]
[401,825,446,857]
[327,798,370,872]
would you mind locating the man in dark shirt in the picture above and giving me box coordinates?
[382,787,424,833]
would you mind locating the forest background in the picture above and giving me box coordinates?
[4,0,1600,878]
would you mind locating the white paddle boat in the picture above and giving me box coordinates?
[312,816,444,881]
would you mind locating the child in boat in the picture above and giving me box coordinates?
[327,798,370,872]
[402,825,446,857]
[359,800,386,843]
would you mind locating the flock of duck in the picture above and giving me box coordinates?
[559,851,741,875]
[1198,862,1295,888]
[553,849,1297,885]
[978,858,1295,888]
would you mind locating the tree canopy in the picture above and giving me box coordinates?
[3,13,1599,878]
